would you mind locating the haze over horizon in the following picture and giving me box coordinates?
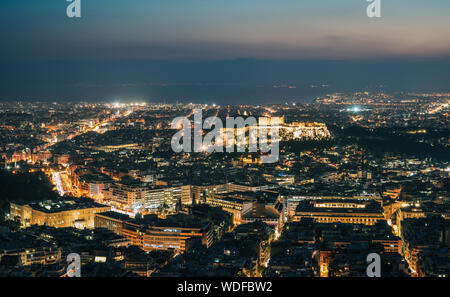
[1,0,450,103]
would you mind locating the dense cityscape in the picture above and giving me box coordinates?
[0,92,448,277]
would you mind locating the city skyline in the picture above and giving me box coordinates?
[1,94,449,278]
[1,0,450,286]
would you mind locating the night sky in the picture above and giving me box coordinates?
[1,0,450,103]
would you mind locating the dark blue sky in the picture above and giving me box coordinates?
[1,0,450,103]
